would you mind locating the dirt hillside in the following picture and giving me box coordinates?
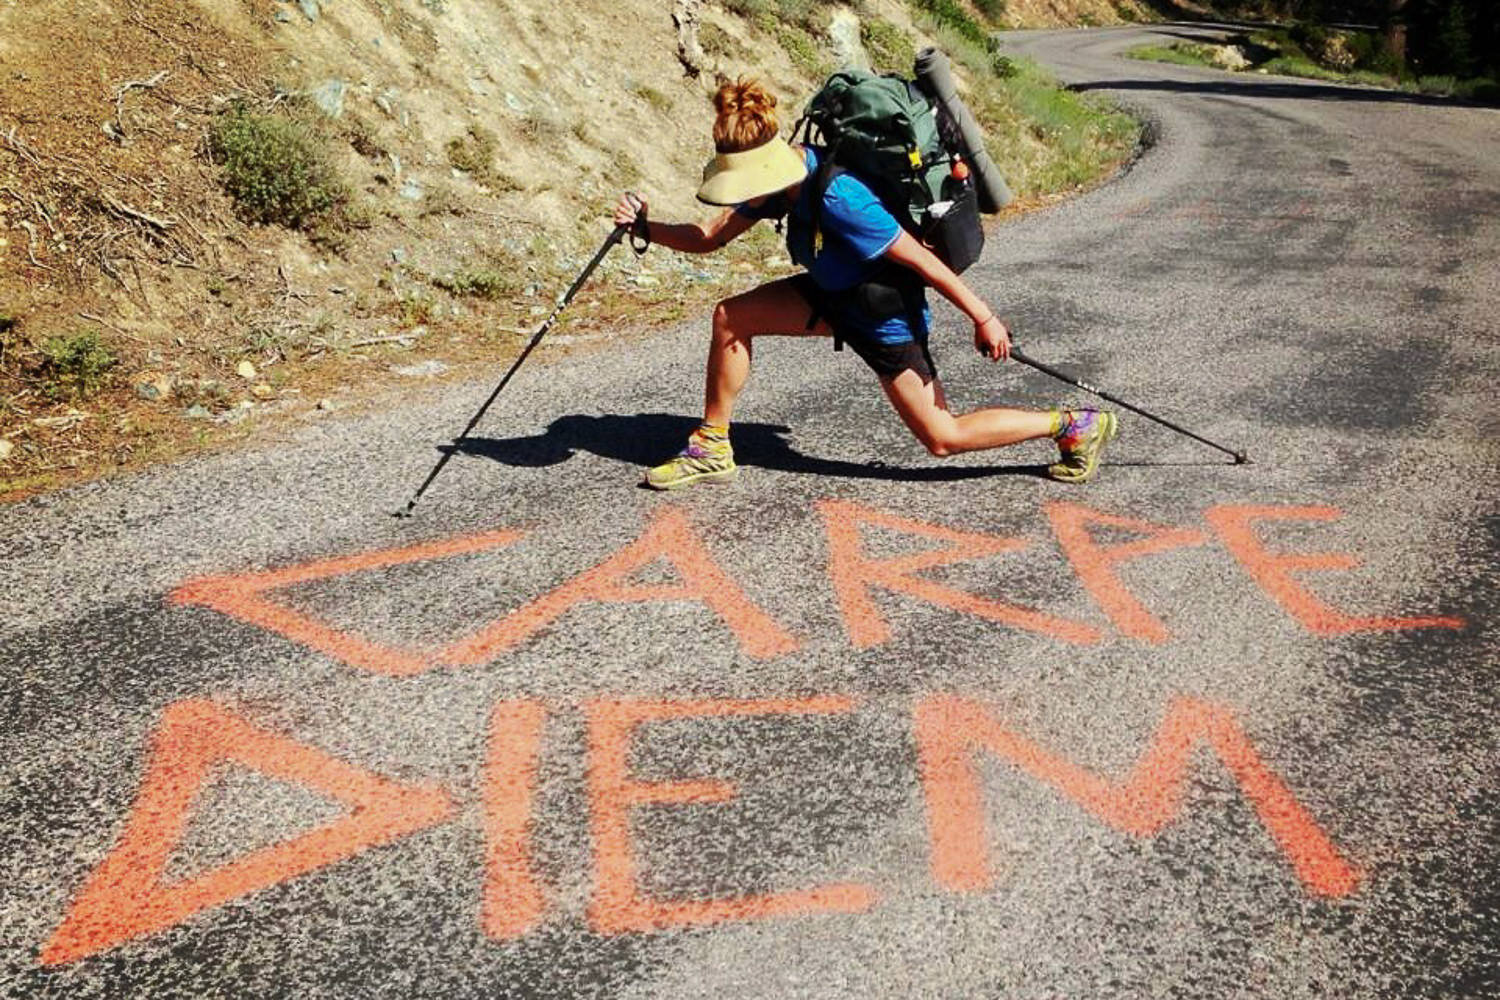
[0,0,1155,497]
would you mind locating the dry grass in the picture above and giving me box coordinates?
[0,0,1141,500]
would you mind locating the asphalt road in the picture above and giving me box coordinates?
[3,22,1498,1000]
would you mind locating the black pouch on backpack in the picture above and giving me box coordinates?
[923,181,984,274]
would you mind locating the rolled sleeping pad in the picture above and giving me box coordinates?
[913,47,1012,214]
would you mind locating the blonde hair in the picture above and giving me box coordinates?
[712,77,780,153]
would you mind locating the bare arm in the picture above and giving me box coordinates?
[612,194,759,254]
[882,229,1011,360]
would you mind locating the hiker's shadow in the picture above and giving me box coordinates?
[454,412,1049,482]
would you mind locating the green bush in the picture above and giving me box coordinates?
[720,0,771,21]
[209,106,347,230]
[777,23,828,76]
[722,0,837,36]
[700,22,748,63]
[1468,78,1500,103]
[434,268,519,300]
[862,17,916,75]
[633,85,673,113]
[909,0,988,48]
[986,55,1138,194]
[1415,74,1459,96]
[446,125,498,177]
[1260,55,1342,81]
[41,329,116,401]
[1434,3,1476,78]
[1345,30,1402,76]
[1250,28,1305,61]
[399,291,437,325]
[1125,42,1217,69]
[1288,23,1327,59]
[973,0,1007,21]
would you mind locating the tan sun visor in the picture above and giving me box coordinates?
[696,136,808,206]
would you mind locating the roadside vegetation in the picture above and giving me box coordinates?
[208,104,373,250]
[0,0,1143,500]
[39,330,117,401]
[1128,18,1498,103]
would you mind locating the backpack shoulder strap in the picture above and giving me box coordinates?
[808,151,843,260]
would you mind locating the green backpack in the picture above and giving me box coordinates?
[795,68,983,273]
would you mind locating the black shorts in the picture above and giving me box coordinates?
[789,274,937,383]
[844,335,938,382]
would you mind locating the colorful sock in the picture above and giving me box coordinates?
[1049,410,1071,439]
[690,421,730,454]
[695,421,730,442]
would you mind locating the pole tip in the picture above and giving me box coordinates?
[1234,453,1251,465]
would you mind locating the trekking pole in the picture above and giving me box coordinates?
[1010,347,1250,464]
[393,219,635,517]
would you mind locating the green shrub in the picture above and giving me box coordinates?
[723,0,838,36]
[633,85,673,113]
[1345,30,1402,76]
[434,268,519,300]
[209,106,347,230]
[973,0,1007,21]
[1288,23,1328,59]
[986,55,1138,194]
[41,329,116,400]
[399,291,437,325]
[720,0,772,21]
[701,22,749,63]
[1415,74,1459,96]
[909,0,988,48]
[446,125,498,177]
[1260,55,1342,81]
[1434,3,1476,78]
[777,22,828,76]
[1347,69,1398,87]
[420,182,467,218]
[862,18,916,75]
[1468,78,1500,103]
[1249,28,1306,61]
[1125,42,1217,69]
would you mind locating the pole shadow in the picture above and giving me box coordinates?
[450,412,1054,483]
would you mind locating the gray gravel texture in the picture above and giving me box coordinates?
[2,23,1497,1000]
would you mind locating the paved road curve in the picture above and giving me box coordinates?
[3,23,1497,999]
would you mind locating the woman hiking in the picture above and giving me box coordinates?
[614,77,1117,490]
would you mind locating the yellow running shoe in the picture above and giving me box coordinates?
[643,434,737,490]
[1048,410,1118,484]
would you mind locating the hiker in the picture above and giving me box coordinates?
[613,77,1117,490]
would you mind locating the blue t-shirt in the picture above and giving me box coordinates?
[736,146,929,344]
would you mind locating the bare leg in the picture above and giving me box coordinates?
[880,367,1054,456]
[704,277,831,426]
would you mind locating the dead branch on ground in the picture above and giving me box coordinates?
[101,192,176,232]
[1,127,44,168]
[111,70,171,141]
